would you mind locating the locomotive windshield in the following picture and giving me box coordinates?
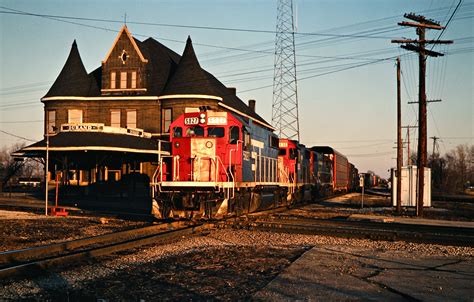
[173,127,182,138]
[186,126,204,137]
[208,127,225,138]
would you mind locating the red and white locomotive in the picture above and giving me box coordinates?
[152,109,357,218]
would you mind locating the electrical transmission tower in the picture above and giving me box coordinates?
[272,0,300,141]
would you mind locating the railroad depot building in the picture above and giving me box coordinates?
[15,25,272,212]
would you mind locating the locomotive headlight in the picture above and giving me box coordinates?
[200,118,205,124]
[174,142,180,148]
[205,141,213,148]
[200,113,205,118]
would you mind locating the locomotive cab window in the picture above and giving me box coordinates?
[278,149,287,156]
[173,127,182,138]
[289,148,297,160]
[270,135,279,149]
[208,127,225,138]
[186,126,204,137]
[229,126,239,144]
[242,127,250,150]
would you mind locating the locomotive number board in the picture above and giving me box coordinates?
[184,117,199,125]
[207,116,227,125]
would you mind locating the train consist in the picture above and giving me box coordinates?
[151,109,359,218]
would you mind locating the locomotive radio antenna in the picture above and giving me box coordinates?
[272,0,300,141]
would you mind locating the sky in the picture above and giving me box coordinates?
[0,0,472,178]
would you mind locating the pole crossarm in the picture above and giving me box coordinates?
[397,21,444,30]
[408,99,442,104]
[404,13,441,26]
[400,44,445,57]
[391,39,453,44]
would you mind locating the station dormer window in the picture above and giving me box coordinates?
[120,72,127,89]
[110,72,116,89]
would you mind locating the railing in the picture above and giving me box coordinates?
[254,151,279,184]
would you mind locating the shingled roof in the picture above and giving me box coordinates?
[162,36,222,97]
[44,40,100,98]
[43,33,270,127]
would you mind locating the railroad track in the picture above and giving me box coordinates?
[0,221,209,279]
[222,215,474,247]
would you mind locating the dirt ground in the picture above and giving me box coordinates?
[34,245,307,301]
[0,210,150,252]
[316,192,474,221]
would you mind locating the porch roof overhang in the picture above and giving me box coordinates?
[12,132,170,158]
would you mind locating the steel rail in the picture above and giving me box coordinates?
[0,221,191,265]
[223,217,474,247]
[0,223,207,279]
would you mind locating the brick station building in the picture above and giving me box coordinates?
[15,25,272,212]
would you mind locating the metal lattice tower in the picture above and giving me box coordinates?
[272,0,300,141]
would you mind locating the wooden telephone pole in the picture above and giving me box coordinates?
[396,57,402,214]
[392,13,452,216]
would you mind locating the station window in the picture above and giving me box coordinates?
[110,109,121,127]
[110,72,116,89]
[68,109,83,124]
[208,127,225,138]
[229,126,239,144]
[186,126,204,137]
[131,71,137,89]
[162,108,172,133]
[173,127,182,138]
[47,110,56,134]
[127,109,137,128]
[120,72,127,89]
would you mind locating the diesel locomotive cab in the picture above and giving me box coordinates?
[169,110,243,183]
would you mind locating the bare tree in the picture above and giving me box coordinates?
[0,143,29,190]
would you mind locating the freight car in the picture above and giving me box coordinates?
[152,110,357,218]
[310,146,349,193]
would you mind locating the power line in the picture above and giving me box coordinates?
[0,130,37,142]
[0,9,399,39]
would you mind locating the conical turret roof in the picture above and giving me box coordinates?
[162,36,221,97]
[44,40,98,97]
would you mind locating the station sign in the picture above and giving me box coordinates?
[61,123,104,132]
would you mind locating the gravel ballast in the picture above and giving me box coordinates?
[1,229,472,300]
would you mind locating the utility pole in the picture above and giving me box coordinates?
[392,13,452,217]
[396,57,402,214]
[45,113,49,216]
[402,125,418,166]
